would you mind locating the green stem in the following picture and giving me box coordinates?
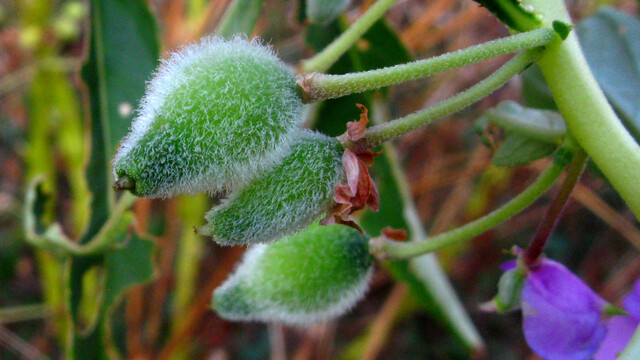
[370,147,571,260]
[343,48,544,150]
[299,28,556,102]
[524,0,640,220]
[300,0,397,73]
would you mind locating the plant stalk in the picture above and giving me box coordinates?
[370,148,571,260]
[524,0,640,220]
[342,48,544,150]
[299,28,556,102]
[522,148,587,267]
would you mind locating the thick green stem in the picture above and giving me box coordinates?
[300,0,397,73]
[342,48,544,150]
[370,148,570,260]
[299,28,556,102]
[524,0,640,220]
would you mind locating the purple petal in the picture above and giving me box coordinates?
[623,278,640,319]
[522,259,607,360]
[500,260,517,271]
[593,316,639,360]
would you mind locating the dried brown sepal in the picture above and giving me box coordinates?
[381,227,408,242]
[321,148,380,232]
[346,104,369,141]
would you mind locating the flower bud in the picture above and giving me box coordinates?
[113,37,302,197]
[212,223,373,325]
[201,130,344,245]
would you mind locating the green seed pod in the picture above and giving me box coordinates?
[213,223,373,325]
[113,37,302,197]
[201,130,344,245]
[306,0,352,25]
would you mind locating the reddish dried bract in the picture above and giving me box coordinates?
[381,227,408,241]
[346,104,369,141]
[322,149,380,232]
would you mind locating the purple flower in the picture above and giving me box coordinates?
[520,259,608,360]
[594,279,640,360]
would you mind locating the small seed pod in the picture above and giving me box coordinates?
[306,0,352,25]
[201,130,344,245]
[213,222,373,325]
[113,37,302,197]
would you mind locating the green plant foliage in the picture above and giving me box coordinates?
[213,223,372,325]
[113,37,303,198]
[577,7,640,141]
[492,133,557,167]
[82,0,159,237]
[306,0,351,25]
[485,101,566,143]
[307,18,483,351]
[480,101,565,167]
[202,130,344,246]
[70,0,161,358]
[215,0,264,38]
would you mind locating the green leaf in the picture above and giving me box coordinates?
[492,132,557,167]
[71,0,159,358]
[307,16,483,351]
[485,101,566,143]
[472,0,542,31]
[215,0,264,38]
[360,146,485,351]
[306,0,351,25]
[103,230,155,312]
[81,0,159,239]
[577,7,640,141]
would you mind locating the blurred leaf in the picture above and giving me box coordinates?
[306,0,351,25]
[71,0,159,358]
[485,101,566,143]
[361,146,484,351]
[81,0,159,238]
[522,7,640,142]
[492,133,557,167]
[215,0,264,38]
[103,230,155,312]
[577,7,640,141]
[307,18,482,350]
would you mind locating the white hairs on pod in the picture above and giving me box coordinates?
[113,36,302,198]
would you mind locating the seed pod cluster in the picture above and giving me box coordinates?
[213,223,373,325]
[113,37,302,197]
[201,130,344,246]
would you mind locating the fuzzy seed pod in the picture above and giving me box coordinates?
[201,130,344,245]
[113,37,302,197]
[213,223,373,325]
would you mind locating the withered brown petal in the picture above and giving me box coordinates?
[346,104,369,141]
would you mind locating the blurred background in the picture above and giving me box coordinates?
[1,0,639,359]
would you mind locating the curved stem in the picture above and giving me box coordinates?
[300,0,397,74]
[299,28,556,102]
[524,0,640,220]
[370,148,571,260]
[342,48,544,150]
[522,147,587,267]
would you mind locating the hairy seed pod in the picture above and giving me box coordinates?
[201,130,344,245]
[213,223,373,325]
[306,0,352,25]
[113,36,302,197]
